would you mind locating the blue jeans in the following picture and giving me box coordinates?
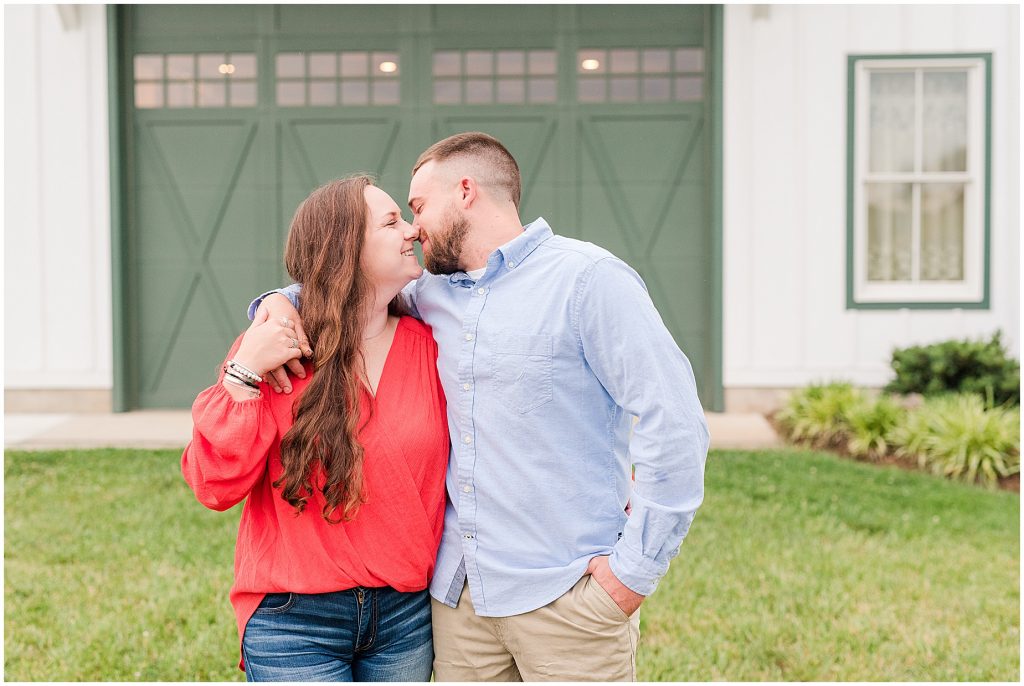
[241,587,433,682]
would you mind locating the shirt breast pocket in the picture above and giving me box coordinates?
[489,333,553,414]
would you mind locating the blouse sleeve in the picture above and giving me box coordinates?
[181,334,279,512]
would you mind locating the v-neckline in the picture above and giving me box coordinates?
[362,317,402,401]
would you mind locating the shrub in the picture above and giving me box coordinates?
[885,332,1020,406]
[891,394,1020,489]
[776,382,864,450]
[845,394,907,461]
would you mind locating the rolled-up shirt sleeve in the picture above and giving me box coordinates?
[247,284,303,320]
[576,257,710,596]
[247,281,420,320]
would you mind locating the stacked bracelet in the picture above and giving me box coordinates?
[223,370,261,398]
[226,360,263,384]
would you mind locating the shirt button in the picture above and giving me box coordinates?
[465,333,474,341]
[463,435,472,444]
[508,261,516,269]
[464,533,474,540]
[462,485,472,493]
[477,287,487,295]
[462,383,471,391]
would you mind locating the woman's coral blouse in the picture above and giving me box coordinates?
[182,316,449,668]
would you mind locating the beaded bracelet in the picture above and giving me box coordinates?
[223,372,261,398]
[226,360,263,384]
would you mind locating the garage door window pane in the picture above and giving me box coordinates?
[230,81,257,107]
[198,81,226,107]
[134,54,163,80]
[309,80,337,106]
[277,81,305,107]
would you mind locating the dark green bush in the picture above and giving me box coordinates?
[884,332,1020,406]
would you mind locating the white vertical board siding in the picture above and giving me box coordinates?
[723,4,1020,389]
[4,5,112,389]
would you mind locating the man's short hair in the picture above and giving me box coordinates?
[413,132,521,209]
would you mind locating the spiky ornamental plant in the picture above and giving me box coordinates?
[845,394,907,461]
[891,394,1020,488]
[776,382,864,450]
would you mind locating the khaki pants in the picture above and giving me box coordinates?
[431,574,641,681]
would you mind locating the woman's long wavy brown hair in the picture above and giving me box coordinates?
[276,175,406,523]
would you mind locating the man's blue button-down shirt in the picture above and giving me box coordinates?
[254,218,709,617]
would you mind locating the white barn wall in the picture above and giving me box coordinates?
[4,5,112,398]
[723,4,1020,407]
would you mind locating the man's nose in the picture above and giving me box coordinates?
[403,223,420,241]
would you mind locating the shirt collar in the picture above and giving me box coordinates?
[497,217,553,270]
[445,217,554,288]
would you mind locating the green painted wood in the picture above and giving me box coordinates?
[121,4,719,408]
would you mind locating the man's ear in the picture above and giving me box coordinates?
[458,176,478,209]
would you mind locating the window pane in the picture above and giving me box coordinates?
[276,80,305,106]
[578,77,606,103]
[497,50,525,76]
[134,55,163,80]
[610,77,639,102]
[609,49,638,74]
[135,82,163,108]
[497,78,525,103]
[675,48,703,72]
[869,71,915,173]
[276,53,305,78]
[373,80,400,105]
[198,53,225,79]
[528,78,557,103]
[231,54,257,79]
[166,81,195,107]
[373,52,399,76]
[433,51,461,76]
[643,77,671,102]
[866,183,913,281]
[197,80,226,107]
[675,76,703,101]
[340,80,369,105]
[578,49,605,74]
[309,79,337,106]
[923,71,968,172]
[166,54,194,79]
[642,49,671,74]
[230,81,257,107]
[466,51,492,76]
[466,78,493,104]
[340,52,368,77]
[309,52,337,78]
[434,79,461,104]
[528,50,557,75]
[920,183,965,281]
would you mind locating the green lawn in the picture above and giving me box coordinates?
[4,448,1019,681]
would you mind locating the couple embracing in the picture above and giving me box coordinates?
[182,132,709,682]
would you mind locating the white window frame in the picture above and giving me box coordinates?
[851,56,988,305]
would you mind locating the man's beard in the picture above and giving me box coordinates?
[424,204,470,275]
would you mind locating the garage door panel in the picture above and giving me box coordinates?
[278,118,405,232]
[138,119,258,250]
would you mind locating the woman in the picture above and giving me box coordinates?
[182,176,449,681]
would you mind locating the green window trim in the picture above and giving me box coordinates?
[845,52,992,311]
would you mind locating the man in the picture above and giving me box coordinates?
[250,132,709,681]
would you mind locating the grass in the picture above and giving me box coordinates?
[4,448,1019,681]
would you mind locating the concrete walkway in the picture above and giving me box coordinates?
[3,411,781,451]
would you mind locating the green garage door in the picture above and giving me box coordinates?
[116,4,719,409]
